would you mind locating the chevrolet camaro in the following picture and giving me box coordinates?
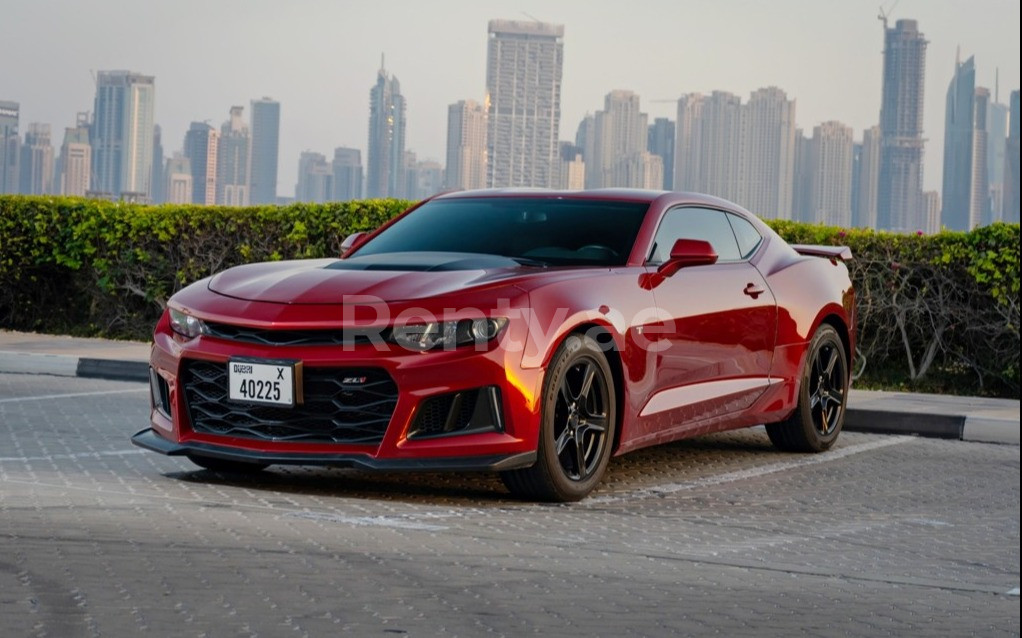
[132,190,855,501]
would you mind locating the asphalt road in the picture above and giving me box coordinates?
[1,372,1018,637]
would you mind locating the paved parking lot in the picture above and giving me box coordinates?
[1,371,1018,636]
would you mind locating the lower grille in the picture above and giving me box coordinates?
[182,360,397,444]
[408,387,503,439]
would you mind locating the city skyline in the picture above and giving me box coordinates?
[2,1,1018,198]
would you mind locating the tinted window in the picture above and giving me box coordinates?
[648,207,741,263]
[727,213,763,259]
[355,198,650,266]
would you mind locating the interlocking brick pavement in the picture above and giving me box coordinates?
[1,372,1018,636]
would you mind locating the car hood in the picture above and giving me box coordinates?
[207,253,532,304]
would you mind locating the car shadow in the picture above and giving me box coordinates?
[162,427,781,507]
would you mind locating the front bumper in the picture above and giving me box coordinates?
[131,428,536,472]
[143,305,545,469]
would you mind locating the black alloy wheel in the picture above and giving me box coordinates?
[552,357,612,481]
[502,333,616,502]
[766,324,848,453]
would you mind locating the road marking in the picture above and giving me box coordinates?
[588,435,916,505]
[0,388,147,404]
[285,511,449,531]
[0,449,147,463]
[1008,587,1020,596]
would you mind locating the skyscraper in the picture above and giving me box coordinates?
[405,157,444,200]
[249,97,280,205]
[986,92,1009,222]
[1005,90,1020,223]
[0,101,19,194]
[445,99,487,190]
[590,90,649,188]
[740,87,796,218]
[19,123,54,195]
[791,130,813,222]
[217,106,250,206]
[366,57,406,198]
[940,56,991,230]
[183,122,218,205]
[808,121,854,226]
[674,91,742,203]
[295,151,332,203]
[163,153,192,205]
[151,124,164,204]
[558,141,585,190]
[486,19,564,188]
[855,126,882,227]
[674,94,705,195]
[332,147,363,201]
[876,19,928,231]
[648,118,675,190]
[59,115,91,197]
[91,71,155,199]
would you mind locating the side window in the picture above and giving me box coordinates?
[727,213,763,259]
[648,207,742,264]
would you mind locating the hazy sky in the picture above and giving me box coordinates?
[3,0,1019,197]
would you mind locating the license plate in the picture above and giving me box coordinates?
[228,358,302,407]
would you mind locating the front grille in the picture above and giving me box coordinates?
[204,322,387,347]
[182,360,398,444]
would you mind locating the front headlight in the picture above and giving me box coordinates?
[168,308,207,339]
[391,318,508,351]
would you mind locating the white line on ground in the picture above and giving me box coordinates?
[285,511,449,531]
[0,449,147,463]
[0,388,147,404]
[587,435,916,505]
[1008,587,1020,596]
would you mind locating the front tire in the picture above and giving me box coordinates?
[186,454,269,474]
[502,334,616,502]
[766,324,848,452]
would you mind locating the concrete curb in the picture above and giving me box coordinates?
[0,351,149,383]
[843,409,965,439]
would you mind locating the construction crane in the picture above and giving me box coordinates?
[877,0,900,29]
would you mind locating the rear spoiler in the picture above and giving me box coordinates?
[790,244,853,261]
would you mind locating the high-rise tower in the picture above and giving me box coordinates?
[876,19,928,231]
[19,123,54,195]
[91,71,155,199]
[1005,90,1021,223]
[0,101,19,194]
[941,55,988,230]
[249,97,280,205]
[217,106,250,206]
[648,118,675,190]
[366,56,406,198]
[485,19,564,188]
[60,114,92,197]
[445,100,487,190]
[183,122,218,205]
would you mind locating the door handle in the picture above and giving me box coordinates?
[743,283,765,299]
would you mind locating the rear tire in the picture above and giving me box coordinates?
[766,324,848,453]
[502,334,616,502]
[186,454,269,473]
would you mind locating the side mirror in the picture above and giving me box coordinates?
[339,231,368,257]
[657,238,718,277]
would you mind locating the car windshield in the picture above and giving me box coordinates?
[353,197,650,266]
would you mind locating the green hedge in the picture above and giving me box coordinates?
[1,195,1018,398]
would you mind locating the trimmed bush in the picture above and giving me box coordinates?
[1,195,1018,398]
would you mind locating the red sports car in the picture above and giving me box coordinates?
[133,190,855,501]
